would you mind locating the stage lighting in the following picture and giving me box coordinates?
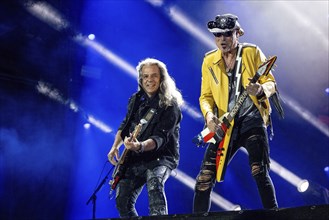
[300,180,329,205]
[324,167,329,180]
[298,179,310,192]
[68,100,79,112]
[325,88,329,95]
[81,65,102,79]
[232,205,241,211]
[88,34,95,40]
[84,123,91,129]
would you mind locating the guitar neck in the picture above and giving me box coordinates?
[117,123,142,164]
[119,148,129,165]
[227,91,248,122]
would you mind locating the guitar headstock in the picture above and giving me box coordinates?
[257,55,277,77]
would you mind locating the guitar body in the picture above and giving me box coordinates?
[109,123,142,190]
[109,149,130,190]
[215,120,234,182]
[192,112,229,146]
[192,113,232,182]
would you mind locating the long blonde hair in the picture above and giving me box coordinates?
[136,58,184,108]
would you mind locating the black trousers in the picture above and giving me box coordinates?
[115,163,171,217]
[193,127,278,212]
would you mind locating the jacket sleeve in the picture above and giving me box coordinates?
[199,59,215,118]
[148,104,182,151]
[256,47,277,98]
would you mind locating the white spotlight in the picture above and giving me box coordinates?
[298,179,309,192]
[232,205,242,211]
[24,1,69,31]
[325,88,329,95]
[298,180,329,204]
[324,166,329,180]
[145,0,164,7]
[87,115,112,133]
[84,123,91,129]
[88,34,95,40]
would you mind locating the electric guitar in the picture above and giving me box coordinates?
[192,56,277,182]
[109,122,143,190]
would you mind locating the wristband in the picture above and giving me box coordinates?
[137,141,145,153]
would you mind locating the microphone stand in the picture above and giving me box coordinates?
[86,166,113,220]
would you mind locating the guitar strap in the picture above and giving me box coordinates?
[138,107,157,138]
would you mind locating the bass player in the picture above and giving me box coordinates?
[107,58,183,217]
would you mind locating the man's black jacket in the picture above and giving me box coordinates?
[118,90,182,170]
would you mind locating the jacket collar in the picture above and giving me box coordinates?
[213,49,223,65]
[137,90,160,108]
[212,44,241,65]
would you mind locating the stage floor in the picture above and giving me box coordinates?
[94,205,329,220]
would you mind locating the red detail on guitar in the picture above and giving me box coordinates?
[216,123,228,169]
[111,175,121,190]
[203,132,215,143]
[216,135,226,169]
[221,123,228,132]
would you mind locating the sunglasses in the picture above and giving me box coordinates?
[213,31,233,38]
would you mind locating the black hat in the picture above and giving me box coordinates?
[207,13,244,36]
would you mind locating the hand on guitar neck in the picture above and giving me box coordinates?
[246,78,264,97]
[123,131,142,152]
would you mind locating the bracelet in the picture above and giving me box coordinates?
[256,91,266,102]
[137,141,145,153]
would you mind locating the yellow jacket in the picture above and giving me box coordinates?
[199,43,276,126]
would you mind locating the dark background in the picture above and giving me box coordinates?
[0,0,328,219]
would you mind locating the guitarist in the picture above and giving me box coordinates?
[193,14,280,212]
[107,58,183,218]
